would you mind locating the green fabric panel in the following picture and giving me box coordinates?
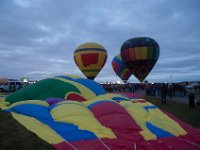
[22,84,47,100]
[153,47,159,60]
[147,47,153,60]
[34,82,80,100]
[155,47,160,60]
[6,78,80,104]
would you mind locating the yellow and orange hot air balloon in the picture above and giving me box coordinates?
[74,42,107,80]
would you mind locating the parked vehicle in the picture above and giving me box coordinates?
[0,81,24,92]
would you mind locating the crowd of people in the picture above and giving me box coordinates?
[101,83,142,93]
[101,82,200,108]
[144,83,200,108]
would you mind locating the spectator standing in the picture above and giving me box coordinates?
[168,85,173,100]
[161,83,168,104]
[188,88,195,108]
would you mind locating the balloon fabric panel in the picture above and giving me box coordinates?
[5,78,80,104]
[129,60,156,82]
[81,53,99,67]
[141,47,147,60]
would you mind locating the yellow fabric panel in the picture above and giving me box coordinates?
[83,98,115,107]
[74,53,84,68]
[120,101,159,140]
[135,47,142,60]
[57,100,84,106]
[83,93,125,106]
[97,52,106,67]
[120,101,187,140]
[131,99,146,101]
[11,112,63,144]
[147,107,187,136]
[49,74,82,79]
[120,101,148,130]
[63,74,82,79]
[83,71,99,77]
[96,93,127,100]
[140,130,156,141]
[76,43,105,49]
[51,103,91,118]
[3,100,49,110]
[55,78,96,100]
[141,47,147,60]
[101,94,126,100]
[0,100,10,109]
[50,103,116,139]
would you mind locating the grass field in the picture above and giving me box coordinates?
[0,111,54,150]
[145,96,200,129]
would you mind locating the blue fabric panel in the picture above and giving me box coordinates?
[117,63,127,76]
[146,122,174,138]
[113,58,124,74]
[46,121,97,142]
[6,103,98,142]
[112,97,128,101]
[75,78,106,95]
[88,100,114,109]
[75,48,106,52]
[54,76,74,81]
[144,105,157,111]
[8,104,53,120]
[34,114,97,142]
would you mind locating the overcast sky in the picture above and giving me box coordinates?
[0,0,199,83]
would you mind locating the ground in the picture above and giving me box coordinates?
[0,111,54,150]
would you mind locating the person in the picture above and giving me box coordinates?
[161,83,168,104]
[168,85,173,99]
[196,95,200,106]
[188,88,195,108]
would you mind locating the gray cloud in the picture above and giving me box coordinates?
[0,0,199,82]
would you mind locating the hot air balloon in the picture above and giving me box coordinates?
[111,54,132,83]
[74,42,107,80]
[121,37,160,82]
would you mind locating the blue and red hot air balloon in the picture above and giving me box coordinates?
[111,54,132,83]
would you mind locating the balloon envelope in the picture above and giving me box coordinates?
[74,42,107,80]
[121,37,160,82]
[111,54,132,83]
[2,75,200,150]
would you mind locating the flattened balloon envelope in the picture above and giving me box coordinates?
[121,37,160,82]
[1,75,200,150]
